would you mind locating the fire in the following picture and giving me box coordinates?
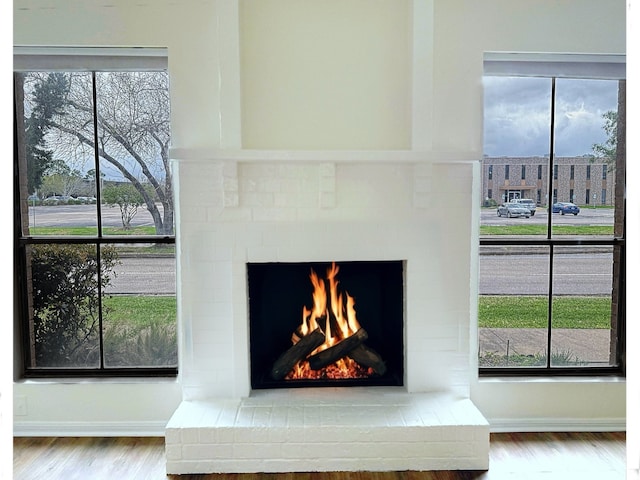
[285,262,372,380]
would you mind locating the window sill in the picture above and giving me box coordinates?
[477,375,625,385]
[15,376,180,386]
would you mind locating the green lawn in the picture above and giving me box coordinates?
[479,295,611,329]
[102,295,176,326]
[480,225,613,236]
[28,226,158,236]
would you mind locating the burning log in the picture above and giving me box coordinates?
[307,328,368,370]
[348,344,387,375]
[271,328,325,380]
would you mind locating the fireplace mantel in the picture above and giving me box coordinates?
[169,148,480,164]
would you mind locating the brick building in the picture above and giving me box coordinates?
[482,156,615,207]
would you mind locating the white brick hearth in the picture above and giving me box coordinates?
[167,152,488,473]
[166,389,489,474]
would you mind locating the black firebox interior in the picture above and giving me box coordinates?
[248,260,404,389]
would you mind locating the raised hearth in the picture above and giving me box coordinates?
[166,389,489,474]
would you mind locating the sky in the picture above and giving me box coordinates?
[483,76,620,158]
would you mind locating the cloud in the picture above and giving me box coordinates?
[483,76,618,157]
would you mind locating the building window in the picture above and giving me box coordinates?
[488,165,493,180]
[570,165,575,180]
[505,165,509,180]
[481,55,624,376]
[602,189,607,204]
[587,164,591,179]
[603,164,607,179]
[521,165,526,180]
[586,188,591,204]
[569,189,574,203]
[14,49,177,377]
[488,188,492,199]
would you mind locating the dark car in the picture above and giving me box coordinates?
[552,202,580,215]
[497,203,531,218]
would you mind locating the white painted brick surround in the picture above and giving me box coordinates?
[167,153,487,473]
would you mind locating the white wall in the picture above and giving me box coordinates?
[12,0,626,434]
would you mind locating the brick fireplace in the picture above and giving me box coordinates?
[165,151,489,473]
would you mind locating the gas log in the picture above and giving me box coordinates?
[271,328,325,380]
[307,328,368,370]
[348,344,387,375]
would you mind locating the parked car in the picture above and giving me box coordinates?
[497,203,531,218]
[511,198,537,216]
[551,202,580,215]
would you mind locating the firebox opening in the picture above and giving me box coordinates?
[248,260,404,389]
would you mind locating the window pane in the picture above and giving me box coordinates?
[482,76,551,236]
[21,72,98,236]
[551,245,616,367]
[478,245,550,367]
[102,243,177,368]
[27,243,101,368]
[551,79,618,239]
[94,72,174,236]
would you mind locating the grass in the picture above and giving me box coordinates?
[32,224,614,237]
[480,224,614,235]
[479,295,611,329]
[28,226,158,236]
[103,295,176,327]
[101,295,178,367]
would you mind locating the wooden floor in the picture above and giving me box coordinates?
[13,432,626,480]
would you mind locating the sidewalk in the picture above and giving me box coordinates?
[479,328,612,364]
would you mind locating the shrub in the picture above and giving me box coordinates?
[31,244,120,367]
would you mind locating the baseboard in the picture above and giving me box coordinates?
[13,420,167,437]
[488,417,626,433]
[13,417,626,437]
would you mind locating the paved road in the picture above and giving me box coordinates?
[27,204,158,229]
[27,205,614,296]
[479,252,613,295]
[105,255,176,295]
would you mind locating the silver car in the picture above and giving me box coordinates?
[497,203,531,218]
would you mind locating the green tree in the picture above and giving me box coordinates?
[31,244,119,367]
[591,110,617,172]
[102,183,145,230]
[23,71,174,235]
[23,73,69,193]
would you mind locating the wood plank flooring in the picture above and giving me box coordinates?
[13,432,626,480]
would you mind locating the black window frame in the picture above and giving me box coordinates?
[480,68,625,378]
[14,53,178,379]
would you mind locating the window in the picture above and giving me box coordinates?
[14,48,177,377]
[587,164,591,179]
[586,189,591,205]
[521,165,526,180]
[505,165,509,179]
[488,165,493,180]
[480,53,624,375]
[603,164,608,180]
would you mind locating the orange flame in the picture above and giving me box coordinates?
[285,262,370,380]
